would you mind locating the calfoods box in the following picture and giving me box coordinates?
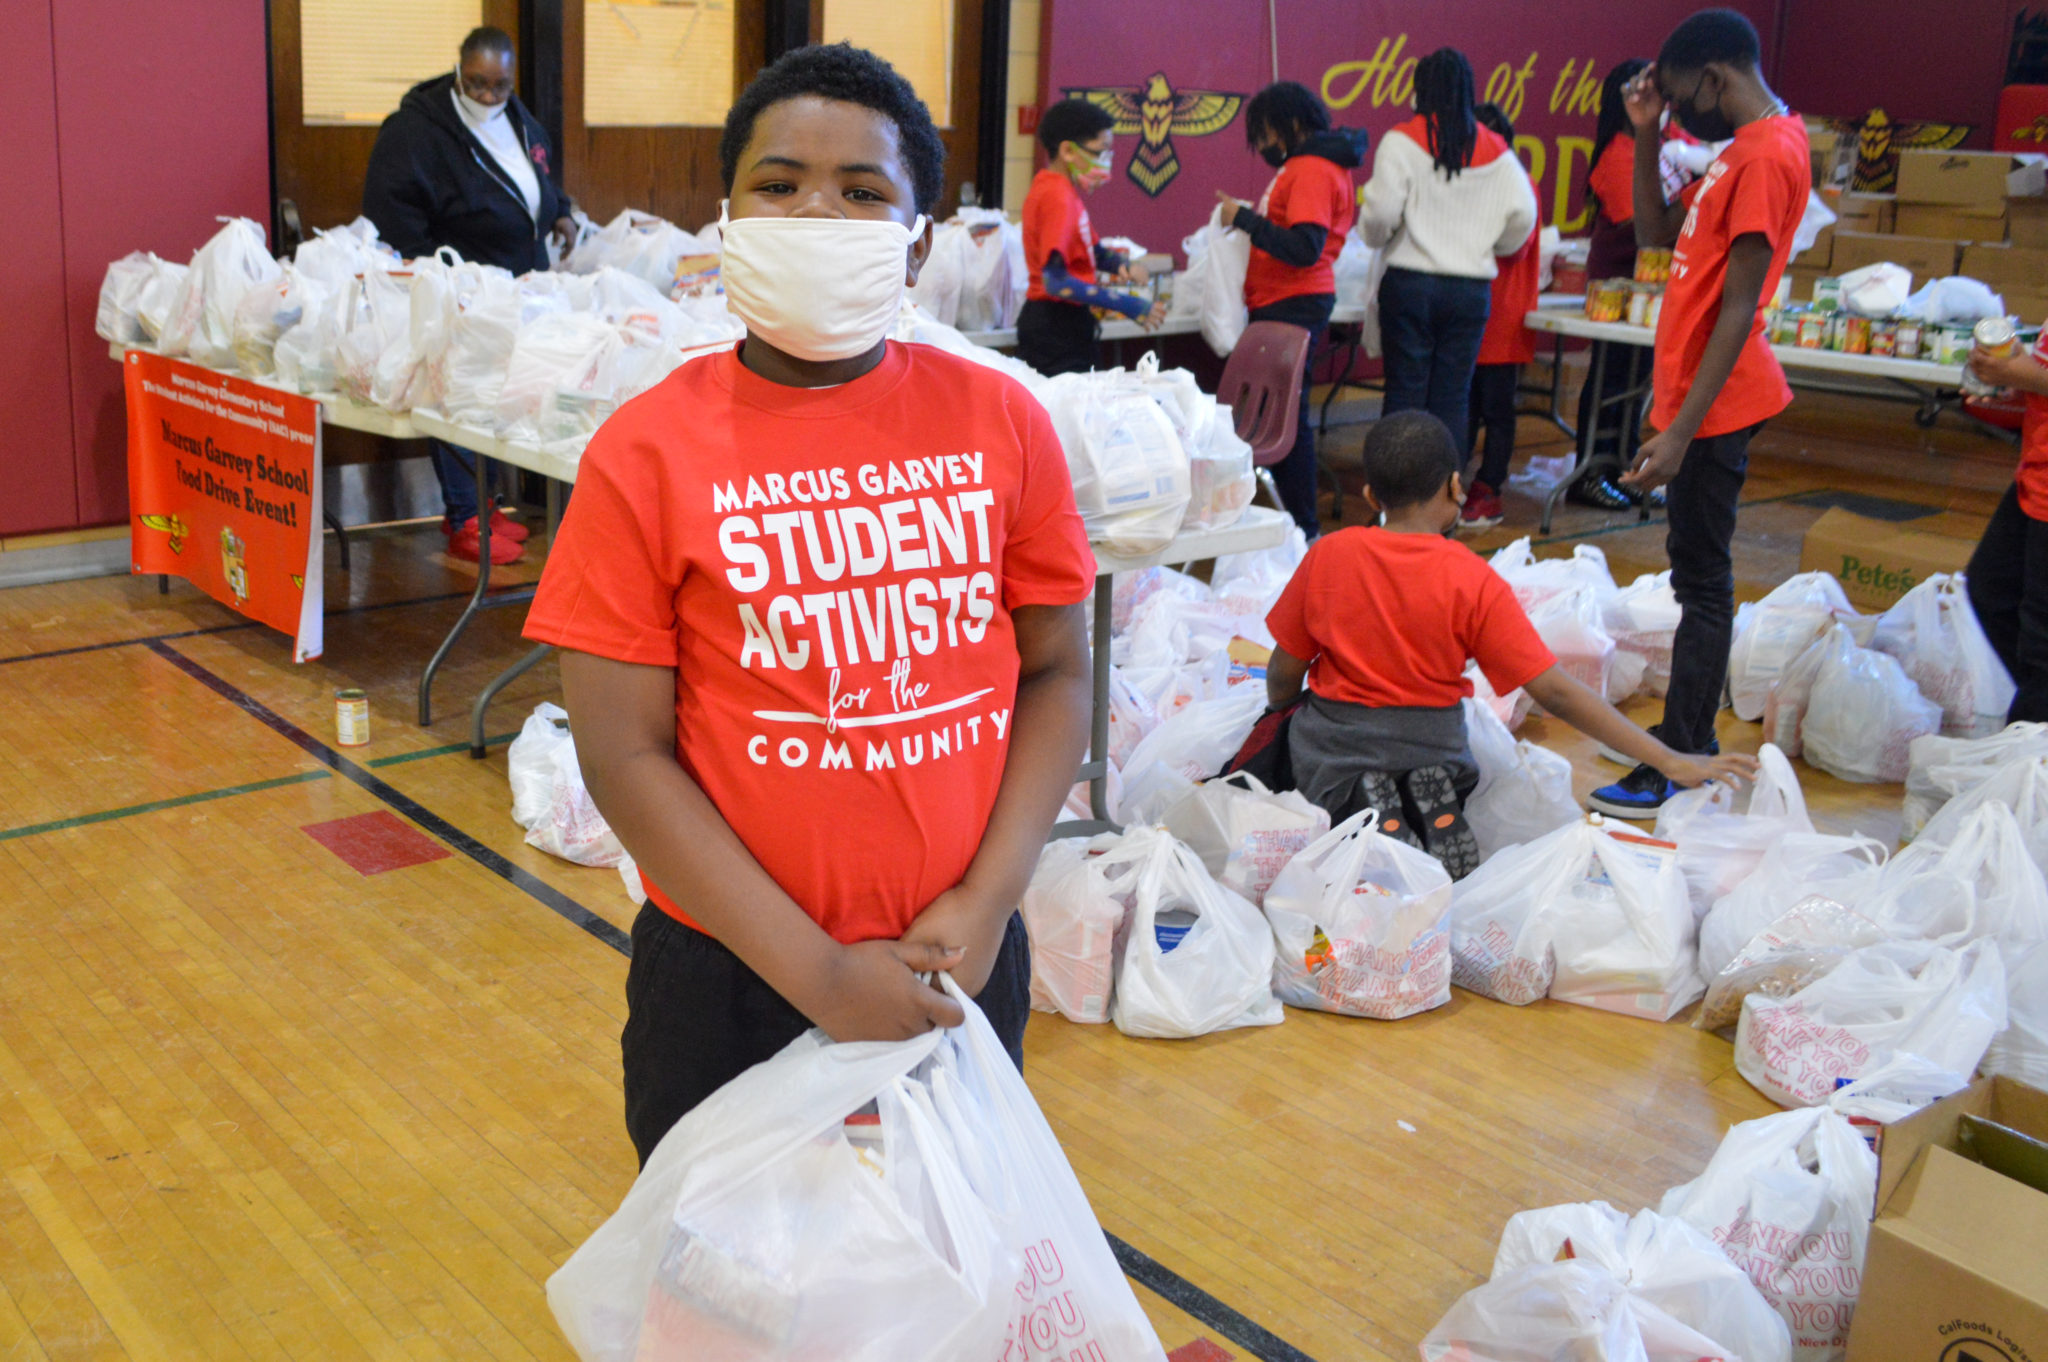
[1799,506,1979,611]
[1845,1077,2048,1362]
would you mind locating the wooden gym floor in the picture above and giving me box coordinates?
[0,383,2018,1361]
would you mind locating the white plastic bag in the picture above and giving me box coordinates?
[335,264,414,404]
[1159,771,1328,908]
[1698,832,1888,982]
[1605,571,1682,699]
[1984,941,2048,1085]
[1490,539,1619,613]
[506,703,625,868]
[1735,939,2009,1107]
[1462,696,1580,860]
[96,251,157,344]
[1838,261,1912,318]
[1871,574,2015,737]
[1018,838,1125,1023]
[1658,1106,1876,1358]
[135,256,190,342]
[1911,751,2048,872]
[1902,722,2048,841]
[496,311,624,440]
[1110,829,1282,1038]
[1262,810,1455,1018]
[1728,573,1856,722]
[1900,275,2005,325]
[1759,627,1834,759]
[1525,583,1619,699]
[1183,205,1251,356]
[1116,688,1265,826]
[548,980,1167,1362]
[1655,744,1813,920]
[231,264,328,377]
[907,220,970,325]
[1858,800,2048,958]
[156,217,280,366]
[1800,638,1942,784]
[1695,895,1888,1033]
[1041,372,1193,556]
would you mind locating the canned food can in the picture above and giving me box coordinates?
[1895,320,1923,360]
[1844,315,1872,355]
[1797,312,1828,348]
[1870,321,1897,357]
[1937,327,1975,365]
[336,689,370,747]
[1771,307,1801,345]
[1647,289,1665,329]
[1634,249,1672,284]
[1975,317,2020,358]
[1627,284,1654,327]
[1812,277,1844,313]
[1586,279,1630,323]
[1825,314,1848,351]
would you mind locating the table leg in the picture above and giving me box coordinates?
[1049,573,1120,840]
[418,453,495,727]
[1543,338,1606,534]
[471,642,553,757]
[324,510,351,574]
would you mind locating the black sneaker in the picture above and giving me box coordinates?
[1566,474,1634,511]
[1399,765,1481,880]
[1588,762,1678,819]
[1356,771,1422,849]
[1622,484,1669,510]
[1597,737,1717,766]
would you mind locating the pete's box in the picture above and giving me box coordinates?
[1800,506,1978,611]
[1845,1077,2048,1362]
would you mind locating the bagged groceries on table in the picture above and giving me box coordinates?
[1728,572,1858,721]
[1109,827,1282,1038]
[951,208,1027,332]
[496,312,625,442]
[334,263,415,404]
[564,208,714,293]
[230,264,323,377]
[1462,696,1579,860]
[1450,819,1698,1018]
[1041,372,1193,556]
[96,252,159,344]
[506,703,625,868]
[156,217,281,367]
[1117,689,1265,826]
[1800,635,1942,783]
[1984,941,2048,1085]
[1125,353,1255,533]
[548,979,1167,1362]
[1734,939,2008,1107]
[435,267,535,425]
[1604,571,1681,699]
[1695,895,1888,1032]
[1160,772,1327,908]
[135,256,191,342]
[1901,722,2048,841]
[1176,205,1251,356]
[1655,744,1813,920]
[1838,261,1913,319]
[1860,801,2048,958]
[1423,1201,1792,1362]
[1697,831,1888,983]
[1658,1106,1876,1359]
[1019,838,1128,1023]
[1871,574,2015,737]
[1262,809,1455,1018]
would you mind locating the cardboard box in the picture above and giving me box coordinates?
[1830,231,1961,283]
[1800,507,1981,611]
[1825,190,1897,234]
[1897,149,2024,206]
[1895,202,2008,244]
[1788,266,1828,304]
[1795,224,1835,270]
[2013,197,2048,250]
[1844,1077,2048,1362]
[1959,243,2048,292]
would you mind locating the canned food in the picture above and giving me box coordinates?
[1824,314,1848,351]
[1843,315,1872,355]
[336,689,370,747]
[1647,289,1665,329]
[1633,248,1673,284]
[1586,279,1631,323]
[1895,320,1924,360]
[1771,306,1802,345]
[1934,327,1975,365]
[1975,317,2020,358]
[1870,321,1897,358]
[1627,283,1654,327]
[1812,277,1843,313]
[1797,312,1828,348]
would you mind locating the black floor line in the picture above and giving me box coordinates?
[143,638,629,954]
[142,636,1326,1362]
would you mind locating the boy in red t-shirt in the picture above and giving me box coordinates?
[1593,8,1808,819]
[524,45,1097,1166]
[1017,98,1165,377]
[1461,103,1543,530]
[1965,327,2048,722]
[1265,412,1753,878]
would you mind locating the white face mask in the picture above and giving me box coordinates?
[453,68,507,125]
[718,204,927,363]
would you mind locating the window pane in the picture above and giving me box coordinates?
[584,0,735,127]
[821,0,954,128]
[301,0,482,126]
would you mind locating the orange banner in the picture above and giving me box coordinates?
[124,352,324,661]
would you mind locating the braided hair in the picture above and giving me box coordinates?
[1413,48,1477,178]
[1587,59,1650,217]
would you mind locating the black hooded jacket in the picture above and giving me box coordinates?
[1231,129,1369,272]
[362,74,573,273]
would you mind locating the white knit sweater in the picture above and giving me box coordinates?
[1358,127,1539,280]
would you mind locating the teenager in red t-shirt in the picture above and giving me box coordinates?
[1264,412,1754,878]
[1591,9,1809,819]
[1461,103,1543,530]
[1016,99,1165,377]
[1212,81,1364,537]
[1965,325,2048,722]
[524,46,1096,1166]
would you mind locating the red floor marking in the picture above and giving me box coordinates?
[301,810,451,875]
[1168,1342,1235,1362]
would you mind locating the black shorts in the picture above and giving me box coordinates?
[1015,298,1100,376]
[620,904,1033,1167]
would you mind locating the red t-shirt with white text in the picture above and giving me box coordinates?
[1652,114,1809,438]
[524,343,1097,943]
[1245,155,1358,310]
[1265,527,1554,709]
[1023,169,1097,304]
[2019,323,2048,520]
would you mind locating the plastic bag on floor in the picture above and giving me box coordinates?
[1902,722,2048,841]
[1605,571,1681,699]
[1177,205,1251,356]
[1117,688,1265,826]
[1655,744,1813,920]
[1209,525,1309,615]
[1984,940,2048,1086]
[1526,583,1619,699]
[1728,573,1857,721]
[1159,771,1327,908]
[548,980,1167,1362]
[1760,627,1835,759]
[1490,540,1619,613]
[1041,373,1193,557]
[1911,752,2048,875]
[1872,574,2015,737]
[1658,1106,1876,1359]
[507,703,625,868]
[1462,697,1579,860]
[1019,838,1129,1023]
[1110,828,1281,1038]
[1465,663,1533,733]
[1262,809,1455,1018]
[1735,939,2008,1107]
[1825,1053,1973,1141]
[1111,565,1210,635]
[1695,895,1888,1032]
[96,252,158,344]
[1698,832,1888,981]
[156,217,281,367]
[1859,800,2048,958]
[1801,638,1942,784]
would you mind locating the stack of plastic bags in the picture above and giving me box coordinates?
[1490,540,1674,704]
[908,207,1026,331]
[507,703,626,868]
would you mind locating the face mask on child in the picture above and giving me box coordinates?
[1074,145,1113,191]
[718,204,928,362]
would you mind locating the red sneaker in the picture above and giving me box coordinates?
[445,516,524,565]
[1459,483,1505,530]
[488,508,531,543]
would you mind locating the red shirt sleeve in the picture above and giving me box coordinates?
[999,387,1097,610]
[1264,545,1321,661]
[1465,571,1556,695]
[1589,137,1636,224]
[522,426,681,667]
[1724,150,1803,250]
[1022,174,1079,274]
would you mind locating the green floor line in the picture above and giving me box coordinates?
[0,769,334,843]
[366,732,519,767]
[1526,488,1820,548]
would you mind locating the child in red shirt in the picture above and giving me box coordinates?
[1264,411,1753,878]
[1965,325,2048,722]
[1461,103,1543,530]
[524,45,1097,1166]
[1593,8,1808,820]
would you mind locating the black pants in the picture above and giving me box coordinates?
[620,905,1033,1168]
[1654,423,1760,754]
[1966,484,2048,723]
[1574,345,1654,471]
[1378,266,1491,452]
[1467,363,1521,492]
[1016,298,1099,376]
[1247,296,1333,539]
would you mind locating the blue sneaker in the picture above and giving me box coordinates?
[1588,763,1677,820]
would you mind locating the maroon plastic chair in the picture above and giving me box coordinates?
[1216,321,1312,467]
